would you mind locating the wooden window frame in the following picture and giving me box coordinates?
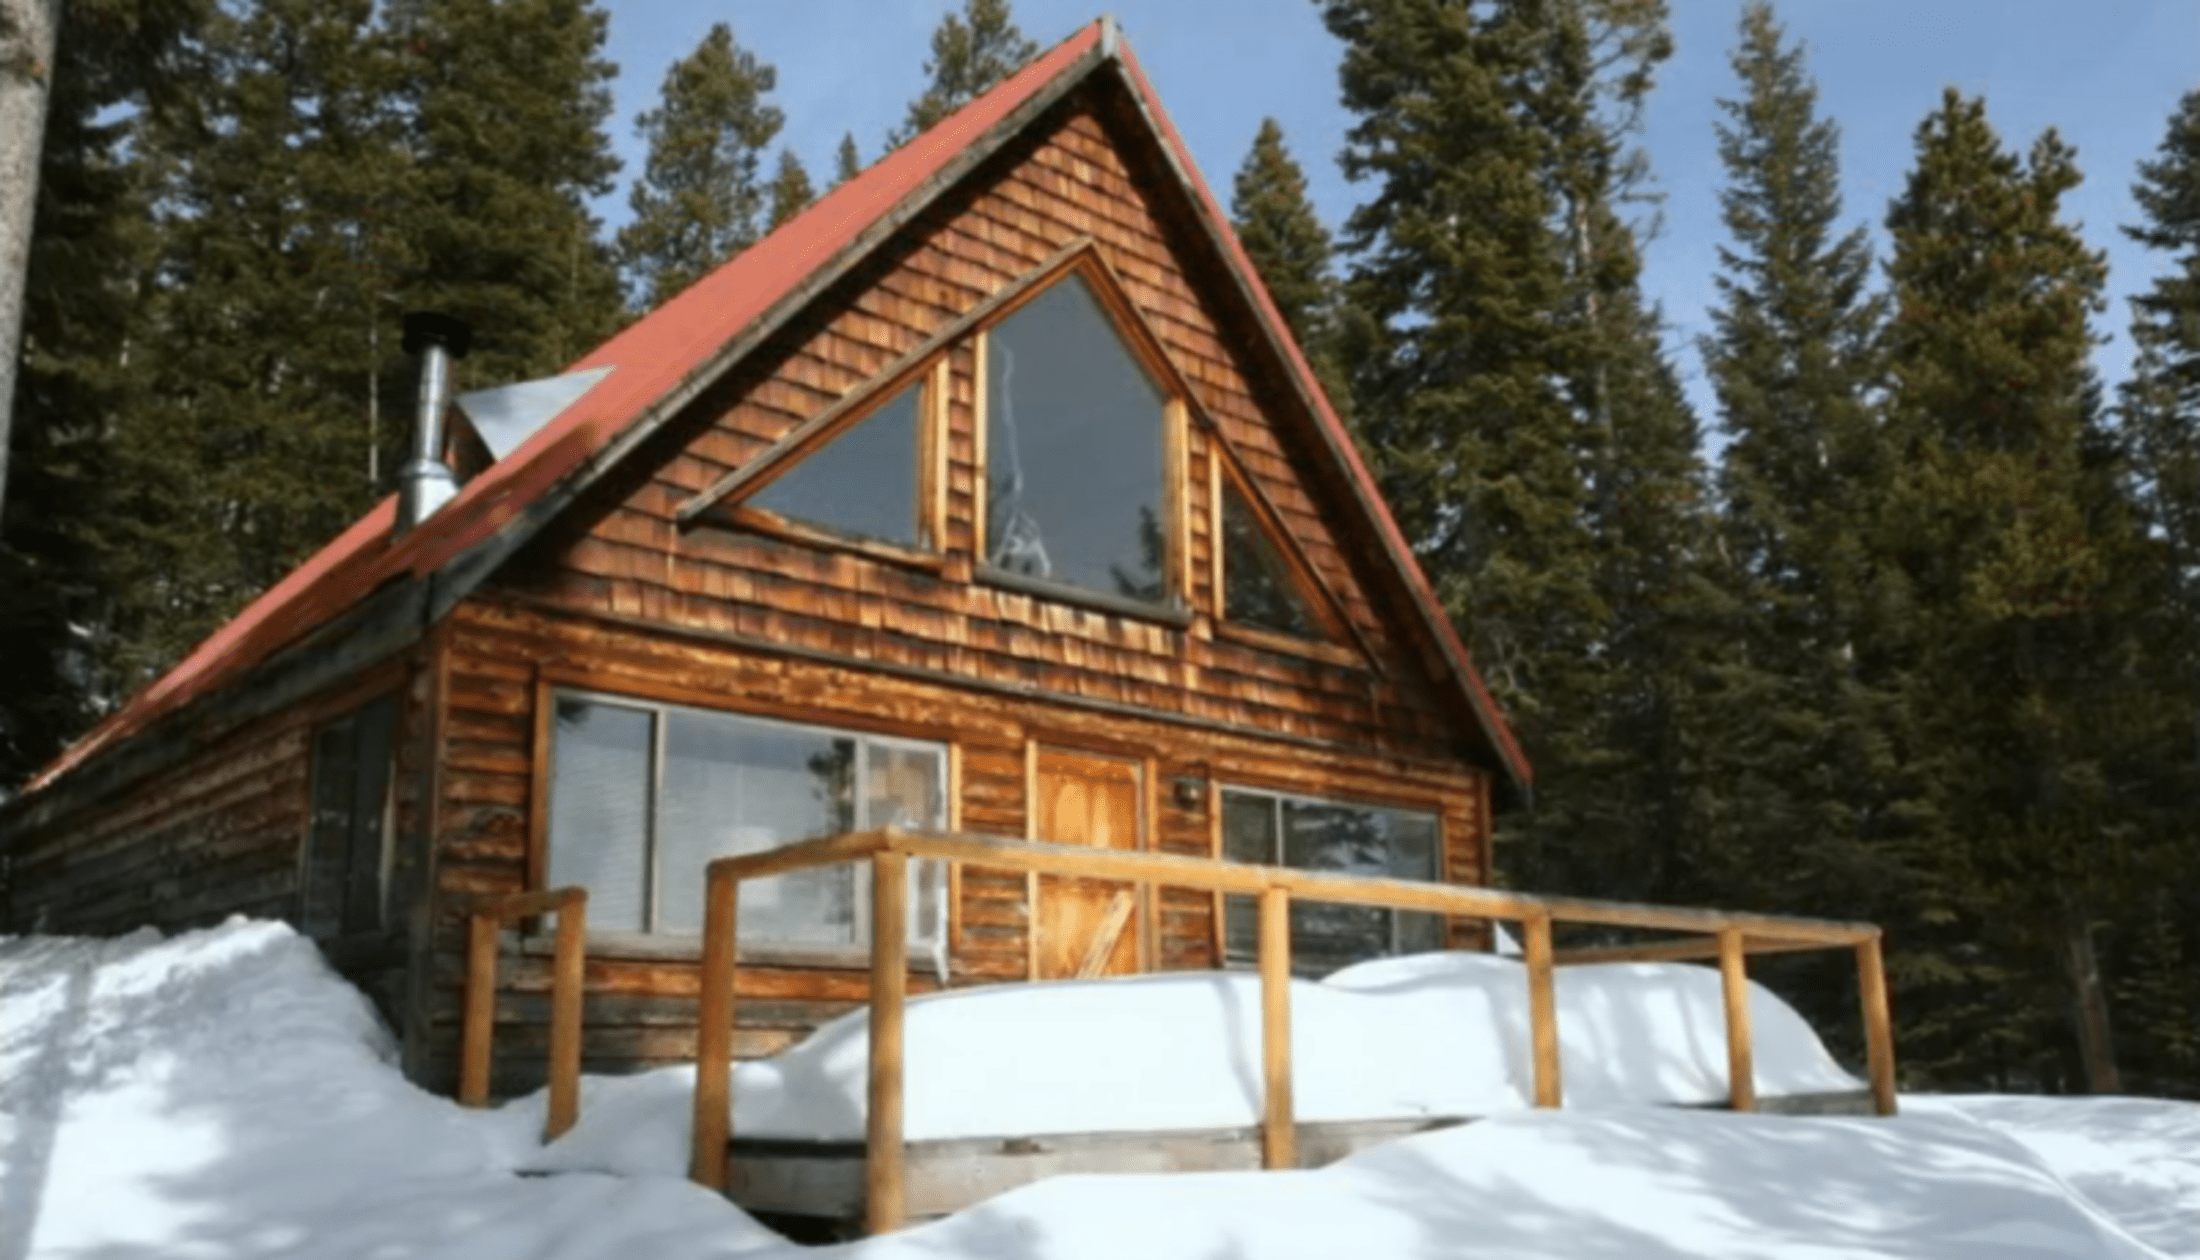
[1209,781,1447,970]
[674,237,1106,535]
[1206,434,1376,668]
[534,684,952,965]
[679,359,947,566]
[969,246,1198,621]
[300,690,401,941]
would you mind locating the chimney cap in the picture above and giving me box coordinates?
[402,311,473,359]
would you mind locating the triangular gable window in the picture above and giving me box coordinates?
[1221,477,1328,640]
[984,273,1170,606]
[747,379,923,548]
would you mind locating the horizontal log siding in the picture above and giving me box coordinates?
[426,596,1487,1094]
[508,90,1466,765]
[1,660,430,1029]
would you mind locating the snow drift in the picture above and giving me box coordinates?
[531,943,1860,1175]
[5,917,2196,1260]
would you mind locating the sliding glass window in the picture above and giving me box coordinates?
[1220,787,1442,973]
[546,693,946,950]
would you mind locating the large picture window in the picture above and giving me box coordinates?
[1220,787,1442,973]
[546,693,947,950]
[983,273,1170,606]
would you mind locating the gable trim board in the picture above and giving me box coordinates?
[6,17,1527,839]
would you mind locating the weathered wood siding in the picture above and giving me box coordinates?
[414,82,1504,1097]
[0,658,433,1029]
[423,596,1489,1096]
[526,87,1464,758]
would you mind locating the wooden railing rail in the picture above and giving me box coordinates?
[686,828,1896,1234]
[457,886,587,1141]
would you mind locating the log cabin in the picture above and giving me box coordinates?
[0,18,1534,1100]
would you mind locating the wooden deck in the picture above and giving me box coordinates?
[457,829,1898,1237]
[724,1090,1880,1225]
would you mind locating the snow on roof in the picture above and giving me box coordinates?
[3,918,2194,1258]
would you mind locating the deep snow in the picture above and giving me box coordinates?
[528,942,1860,1177]
[3,917,2194,1260]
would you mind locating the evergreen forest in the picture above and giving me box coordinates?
[2,0,2196,1100]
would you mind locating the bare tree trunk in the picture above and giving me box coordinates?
[2061,902,2123,1094]
[0,0,63,530]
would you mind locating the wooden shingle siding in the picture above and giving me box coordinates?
[0,658,431,1028]
[510,91,1453,763]
[421,594,1486,1092]
[404,89,1500,1093]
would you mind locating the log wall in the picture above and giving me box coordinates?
[0,654,435,1029]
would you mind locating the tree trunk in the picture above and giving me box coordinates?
[2060,902,2123,1094]
[0,0,62,529]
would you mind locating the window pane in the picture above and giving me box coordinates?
[342,695,398,935]
[985,275,1169,603]
[1386,810,1444,953]
[1222,480,1320,638]
[1282,800,1395,972]
[658,712,857,940]
[749,381,922,547]
[1220,791,1277,964]
[865,742,947,945]
[302,720,357,939]
[547,700,654,934]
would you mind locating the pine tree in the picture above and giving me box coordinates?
[767,147,813,231]
[113,0,410,682]
[0,0,197,786]
[1698,2,1888,929]
[2115,88,2200,1098]
[833,131,862,188]
[615,21,782,309]
[892,0,1036,146]
[1878,89,2143,1089]
[2123,91,2200,743]
[387,0,624,378]
[1323,0,1712,916]
[1228,117,1347,411]
[1231,118,1333,350]
[1325,0,1603,739]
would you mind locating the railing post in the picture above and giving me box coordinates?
[1523,909,1562,1108]
[868,850,910,1234]
[1856,932,1898,1116]
[690,864,740,1188]
[1716,927,1755,1113]
[459,910,498,1108]
[1259,884,1295,1169]
[546,890,587,1139]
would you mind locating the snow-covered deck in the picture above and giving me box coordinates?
[484,826,1895,1233]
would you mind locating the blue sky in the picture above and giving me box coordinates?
[592,1,2199,437]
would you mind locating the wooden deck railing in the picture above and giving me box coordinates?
[457,886,587,1141]
[683,828,1896,1234]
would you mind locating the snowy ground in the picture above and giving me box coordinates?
[3,918,2195,1260]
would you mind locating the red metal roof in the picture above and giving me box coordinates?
[25,18,1528,799]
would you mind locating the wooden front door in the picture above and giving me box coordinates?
[1031,748,1144,979]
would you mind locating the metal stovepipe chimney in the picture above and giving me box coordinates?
[396,311,472,537]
